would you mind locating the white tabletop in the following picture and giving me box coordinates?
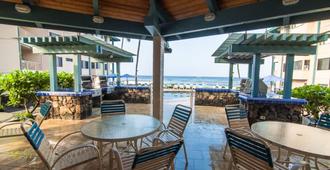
[81,114,161,142]
[0,113,13,123]
[251,121,330,159]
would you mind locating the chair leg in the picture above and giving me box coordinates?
[223,142,228,159]
[183,142,188,165]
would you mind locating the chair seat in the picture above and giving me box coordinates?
[51,144,99,170]
[142,130,179,148]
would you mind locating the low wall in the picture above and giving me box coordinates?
[239,94,307,124]
[194,88,239,106]
[103,86,151,104]
[37,91,93,120]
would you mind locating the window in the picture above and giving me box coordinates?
[104,63,108,70]
[91,62,95,69]
[95,62,99,69]
[49,32,60,37]
[304,60,310,70]
[66,58,73,62]
[317,58,330,70]
[57,57,63,67]
[84,61,89,69]
[293,60,303,70]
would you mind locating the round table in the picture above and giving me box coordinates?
[251,121,330,159]
[0,113,13,123]
[81,114,161,162]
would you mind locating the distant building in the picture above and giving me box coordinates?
[0,24,115,75]
[273,20,330,88]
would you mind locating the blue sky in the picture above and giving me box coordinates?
[115,30,272,78]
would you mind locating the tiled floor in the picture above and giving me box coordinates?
[0,98,329,169]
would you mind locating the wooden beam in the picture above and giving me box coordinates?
[49,54,58,91]
[230,44,317,55]
[148,0,172,23]
[93,0,99,16]
[74,55,82,92]
[228,63,233,89]
[0,1,151,40]
[31,45,98,54]
[283,54,294,99]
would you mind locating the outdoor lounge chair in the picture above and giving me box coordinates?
[142,104,192,165]
[110,139,183,170]
[0,101,52,138]
[21,119,101,170]
[225,128,311,170]
[317,113,330,130]
[100,100,126,117]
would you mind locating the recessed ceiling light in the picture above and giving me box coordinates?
[15,4,31,14]
[282,0,299,6]
[93,16,104,24]
[204,12,216,22]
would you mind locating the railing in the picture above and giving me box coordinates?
[21,60,42,70]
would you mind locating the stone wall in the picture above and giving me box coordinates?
[243,102,304,125]
[195,88,239,106]
[103,86,151,104]
[38,94,92,120]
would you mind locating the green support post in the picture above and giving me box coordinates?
[74,54,82,92]
[102,62,105,75]
[251,53,261,97]
[49,54,58,91]
[116,62,121,86]
[228,63,233,89]
[248,63,252,79]
[283,54,295,99]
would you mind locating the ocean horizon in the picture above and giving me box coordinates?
[120,75,243,87]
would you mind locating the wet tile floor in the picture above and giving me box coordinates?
[0,101,329,170]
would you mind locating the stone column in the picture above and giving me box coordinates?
[49,54,58,91]
[228,63,234,89]
[283,54,295,99]
[251,53,261,97]
[116,62,121,86]
[152,36,165,121]
[74,54,82,92]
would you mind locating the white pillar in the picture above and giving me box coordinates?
[152,36,165,121]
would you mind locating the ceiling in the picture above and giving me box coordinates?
[0,0,330,41]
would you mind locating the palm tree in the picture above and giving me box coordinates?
[135,39,141,85]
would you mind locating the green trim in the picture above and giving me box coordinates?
[49,54,58,91]
[283,54,295,99]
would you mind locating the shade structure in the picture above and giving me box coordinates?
[120,74,134,78]
[213,32,329,63]
[262,75,283,84]
[21,34,135,63]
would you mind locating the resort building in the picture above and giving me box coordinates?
[273,20,330,87]
[0,24,116,76]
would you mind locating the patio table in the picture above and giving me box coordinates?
[80,114,161,166]
[251,121,330,160]
[0,113,13,123]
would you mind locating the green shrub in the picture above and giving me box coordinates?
[291,85,330,119]
[57,72,74,89]
[0,70,49,113]
[0,104,4,111]
[14,111,34,121]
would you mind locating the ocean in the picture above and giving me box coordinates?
[122,75,242,88]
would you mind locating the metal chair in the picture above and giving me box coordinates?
[21,119,101,170]
[317,113,330,130]
[223,104,250,159]
[111,139,183,170]
[0,101,52,138]
[225,128,310,170]
[100,100,126,117]
[142,104,192,165]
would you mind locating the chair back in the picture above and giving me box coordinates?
[37,101,52,125]
[225,128,273,170]
[167,104,192,137]
[21,120,53,169]
[317,114,330,129]
[225,104,250,129]
[132,140,183,170]
[100,100,126,116]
